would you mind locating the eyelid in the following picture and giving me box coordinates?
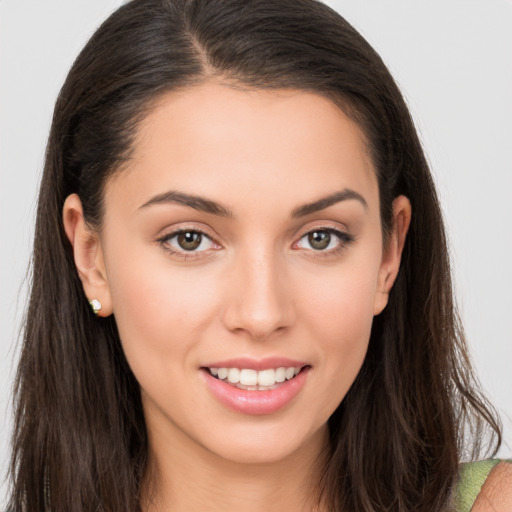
[292,225,355,255]
[154,221,220,243]
[155,225,222,260]
[294,222,352,241]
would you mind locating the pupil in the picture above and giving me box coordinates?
[308,231,330,250]
[177,232,202,251]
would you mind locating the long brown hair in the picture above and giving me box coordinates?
[8,0,501,510]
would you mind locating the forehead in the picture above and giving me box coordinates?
[107,82,378,217]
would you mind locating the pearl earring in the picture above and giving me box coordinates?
[89,299,102,315]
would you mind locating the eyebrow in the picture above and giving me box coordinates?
[291,189,367,217]
[139,188,367,218]
[139,190,234,217]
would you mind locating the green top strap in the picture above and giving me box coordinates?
[455,459,502,512]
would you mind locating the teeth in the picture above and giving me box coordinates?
[208,366,303,387]
[285,367,295,380]
[257,369,275,387]
[227,368,240,383]
[275,367,286,383]
[239,369,257,386]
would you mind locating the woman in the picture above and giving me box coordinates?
[7,0,511,510]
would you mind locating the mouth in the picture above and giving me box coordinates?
[203,365,308,390]
[201,362,311,415]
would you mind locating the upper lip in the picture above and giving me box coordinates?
[202,357,309,371]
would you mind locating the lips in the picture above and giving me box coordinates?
[200,358,310,415]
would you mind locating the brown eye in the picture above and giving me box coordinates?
[295,227,353,255]
[158,228,219,259]
[307,230,331,250]
[176,231,203,251]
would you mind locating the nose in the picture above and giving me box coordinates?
[221,245,295,340]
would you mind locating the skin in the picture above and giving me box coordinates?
[63,82,411,511]
[473,462,512,512]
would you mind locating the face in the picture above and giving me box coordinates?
[66,83,409,468]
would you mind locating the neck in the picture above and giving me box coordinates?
[141,423,330,512]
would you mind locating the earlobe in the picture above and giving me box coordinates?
[62,194,113,317]
[373,195,412,315]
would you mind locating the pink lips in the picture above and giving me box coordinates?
[200,357,310,415]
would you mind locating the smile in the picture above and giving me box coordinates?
[207,366,303,390]
[201,361,311,415]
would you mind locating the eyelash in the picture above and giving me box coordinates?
[156,227,218,261]
[156,226,354,261]
[294,227,355,258]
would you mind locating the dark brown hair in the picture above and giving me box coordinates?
[9,0,501,510]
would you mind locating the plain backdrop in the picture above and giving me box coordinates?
[1,0,511,506]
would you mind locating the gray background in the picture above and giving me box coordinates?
[1,0,511,505]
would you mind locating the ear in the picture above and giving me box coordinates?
[62,194,113,317]
[373,195,412,315]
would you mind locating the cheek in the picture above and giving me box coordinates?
[295,254,381,391]
[312,286,374,376]
[103,240,222,376]
[299,256,380,337]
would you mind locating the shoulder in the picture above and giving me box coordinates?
[457,459,512,512]
[472,460,512,512]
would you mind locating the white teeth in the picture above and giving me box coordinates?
[227,368,240,383]
[257,369,275,387]
[275,367,286,383]
[285,367,295,380]
[208,366,303,387]
[239,369,258,386]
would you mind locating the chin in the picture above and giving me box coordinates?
[196,417,329,467]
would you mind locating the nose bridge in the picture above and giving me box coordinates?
[222,240,293,339]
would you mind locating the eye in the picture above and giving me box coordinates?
[295,228,353,253]
[173,231,205,251]
[158,228,219,257]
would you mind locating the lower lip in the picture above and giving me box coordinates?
[201,367,310,415]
